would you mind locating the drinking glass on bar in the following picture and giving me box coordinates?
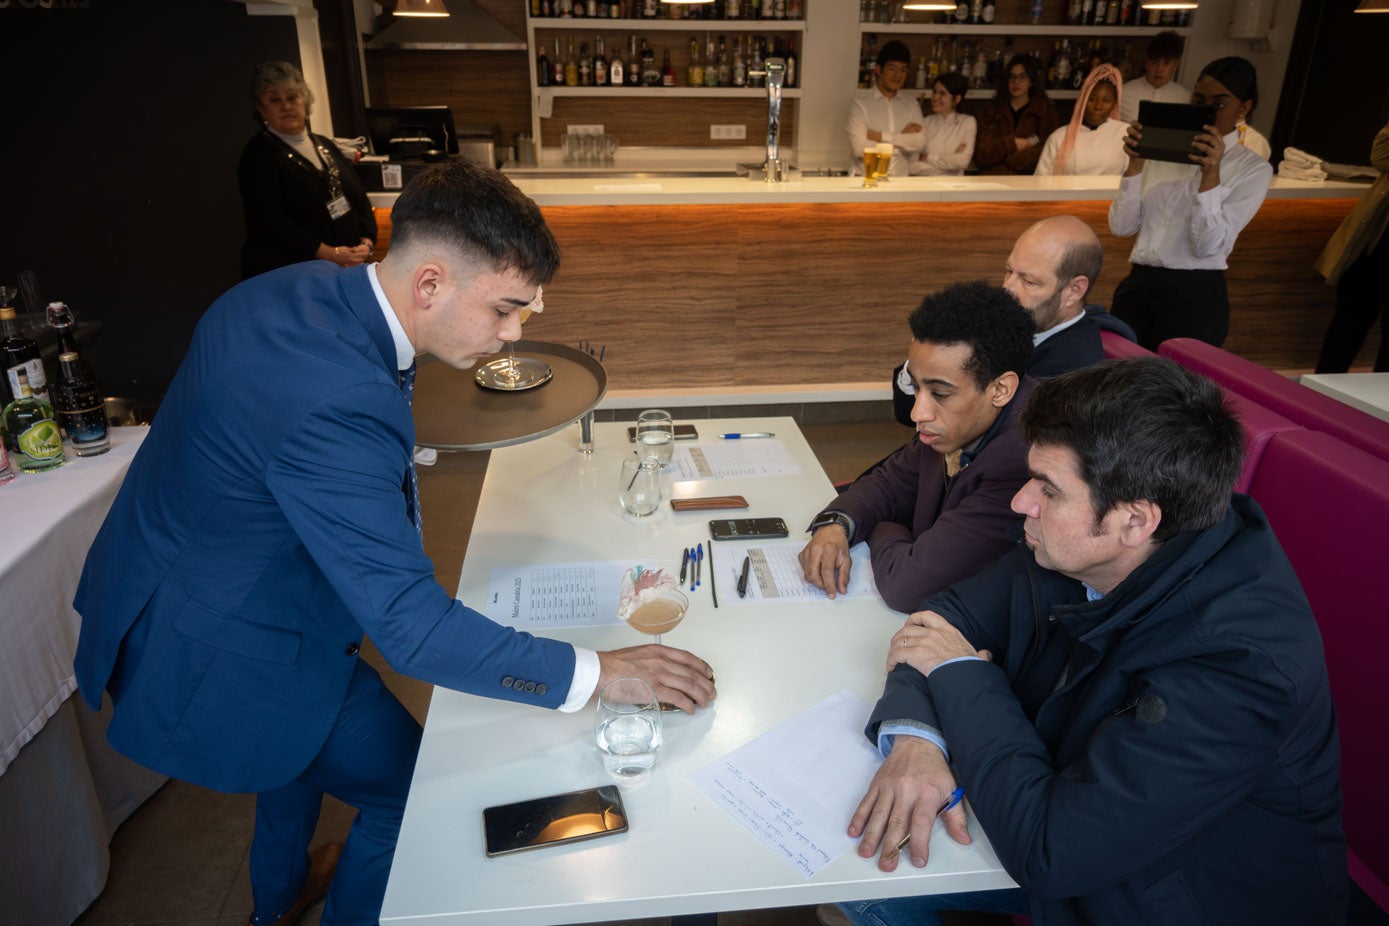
[618,455,662,517]
[635,408,675,465]
[594,677,663,788]
[862,147,879,188]
[874,143,894,182]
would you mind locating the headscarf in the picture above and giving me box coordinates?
[1053,64,1124,176]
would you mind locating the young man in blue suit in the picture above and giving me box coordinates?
[73,160,717,926]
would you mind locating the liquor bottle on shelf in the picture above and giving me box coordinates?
[661,49,675,86]
[558,0,573,15]
[552,37,565,85]
[47,303,109,458]
[916,56,928,90]
[787,0,803,18]
[981,0,996,23]
[954,0,968,24]
[642,0,657,17]
[733,35,747,87]
[1093,0,1109,26]
[726,0,742,19]
[717,35,731,86]
[565,36,579,86]
[973,44,988,90]
[627,35,641,85]
[1030,0,1043,24]
[760,0,774,19]
[785,37,797,88]
[968,0,983,24]
[1,305,48,405]
[749,36,764,87]
[2,369,65,473]
[773,0,786,19]
[586,0,598,15]
[704,38,719,87]
[537,41,551,86]
[687,37,702,88]
[1118,0,1135,25]
[531,0,541,16]
[610,1,623,16]
[641,38,660,85]
[594,35,609,86]
[1067,0,1082,24]
[578,42,593,85]
[611,39,626,86]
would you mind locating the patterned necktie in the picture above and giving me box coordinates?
[399,363,422,535]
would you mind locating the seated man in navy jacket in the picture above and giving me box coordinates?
[833,358,1346,926]
[891,215,1109,426]
[72,161,716,926]
[799,281,1034,612]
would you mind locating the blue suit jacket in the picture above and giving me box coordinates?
[73,263,576,793]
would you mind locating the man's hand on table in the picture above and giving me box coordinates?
[798,524,852,598]
[596,645,716,714]
[887,610,992,677]
[848,736,971,872]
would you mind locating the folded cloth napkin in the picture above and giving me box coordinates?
[1282,146,1325,169]
[332,135,368,160]
[1278,161,1327,182]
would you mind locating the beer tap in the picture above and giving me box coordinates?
[750,57,787,183]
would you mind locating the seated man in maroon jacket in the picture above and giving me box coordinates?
[799,281,1034,612]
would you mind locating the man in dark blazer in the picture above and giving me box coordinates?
[73,161,716,926]
[890,215,1108,427]
[799,281,1034,613]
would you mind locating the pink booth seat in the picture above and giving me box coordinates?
[1247,429,1389,912]
[1221,391,1303,493]
[1100,329,1156,360]
[1158,338,1389,464]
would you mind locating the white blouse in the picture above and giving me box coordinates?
[909,112,977,176]
[1034,119,1129,176]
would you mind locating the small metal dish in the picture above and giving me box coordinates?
[474,356,554,391]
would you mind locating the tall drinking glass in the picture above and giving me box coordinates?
[874,143,894,181]
[862,147,879,187]
[594,678,663,788]
[635,409,675,466]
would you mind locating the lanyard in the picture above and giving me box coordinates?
[268,131,345,201]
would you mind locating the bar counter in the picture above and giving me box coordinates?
[369,175,1366,394]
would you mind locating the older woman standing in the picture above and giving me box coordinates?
[973,55,1059,175]
[909,73,976,176]
[239,61,377,280]
[1108,57,1273,350]
[1035,66,1128,176]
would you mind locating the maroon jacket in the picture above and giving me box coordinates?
[825,378,1034,612]
[974,95,1060,175]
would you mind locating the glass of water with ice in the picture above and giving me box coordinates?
[635,409,675,466]
[595,677,663,788]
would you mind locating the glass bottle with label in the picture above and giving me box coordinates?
[1,305,48,405]
[610,40,626,86]
[661,49,675,86]
[565,37,580,85]
[785,37,797,88]
[732,35,747,87]
[627,35,642,85]
[594,35,609,86]
[538,41,552,86]
[641,38,660,86]
[688,37,704,88]
[553,37,566,85]
[2,369,65,473]
[46,302,111,457]
[717,35,731,86]
[704,38,719,87]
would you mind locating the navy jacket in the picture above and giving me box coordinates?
[73,264,575,793]
[868,496,1346,925]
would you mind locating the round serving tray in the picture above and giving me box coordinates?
[412,340,608,451]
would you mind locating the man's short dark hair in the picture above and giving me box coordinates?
[1146,31,1185,62]
[878,40,912,69]
[390,159,561,285]
[1021,357,1244,542]
[908,281,1034,392]
[1056,234,1103,297]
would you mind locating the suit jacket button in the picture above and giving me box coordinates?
[513,678,527,690]
[501,676,515,688]
[524,681,536,692]
[345,642,360,656]
[535,683,547,696]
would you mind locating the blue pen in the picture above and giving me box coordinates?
[888,787,965,860]
[696,543,704,588]
[719,432,775,439]
[689,544,697,591]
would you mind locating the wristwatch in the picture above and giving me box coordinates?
[808,511,853,539]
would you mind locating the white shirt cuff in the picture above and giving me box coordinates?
[927,654,986,677]
[559,646,601,712]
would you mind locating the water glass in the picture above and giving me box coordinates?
[618,455,662,517]
[635,409,675,466]
[595,677,662,788]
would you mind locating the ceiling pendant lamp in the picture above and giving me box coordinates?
[902,2,957,10]
[1139,0,1197,8]
[395,0,449,17]
[1356,0,1389,11]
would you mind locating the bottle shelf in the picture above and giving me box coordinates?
[531,17,806,32]
[856,23,1191,35]
[538,86,803,98]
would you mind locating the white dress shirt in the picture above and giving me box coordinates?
[1108,130,1274,271]
[909,112,977,176]
[1035,119,1130,176]
[364,263,600,713]
[1239,122,1272,160]
[1118,77,1190,125]
[847,85,927,176]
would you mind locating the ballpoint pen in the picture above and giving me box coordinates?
[887,787,965,860]
[696,543,704,588]
[737,555,750,598]
[718,432,775,439]
[679,547,690,584]
[690,544,697,591]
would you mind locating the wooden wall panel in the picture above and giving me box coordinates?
[374,196,1358,392]
[367,49,534,143]
[543,97,795,148]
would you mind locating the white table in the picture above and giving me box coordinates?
[0,427,168,924]
[380,417,1014,925]
[1299,372,1389,423]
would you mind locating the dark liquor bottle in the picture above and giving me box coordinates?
[594,35,609,86]
[553,37,566,84]
[50,349,109,456]
[1,305,49,405]
[538,41,552,86]
[627,35,642,85]
[2,369,65,472]
[785,36,797,87]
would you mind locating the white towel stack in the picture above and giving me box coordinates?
[1278,146,1327,182]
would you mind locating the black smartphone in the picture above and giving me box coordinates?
[1135,101,1218,164]
[483,785,629,857]
[708,517,789,541]
[628,424,699,441]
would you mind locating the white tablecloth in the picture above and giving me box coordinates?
[0,427,146,773]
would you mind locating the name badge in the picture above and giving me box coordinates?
[326,195,351,220]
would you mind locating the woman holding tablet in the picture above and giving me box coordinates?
[1107,57,1272,350]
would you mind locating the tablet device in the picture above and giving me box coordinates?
[1135,101,1217,164]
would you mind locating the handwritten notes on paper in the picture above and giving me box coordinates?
[672,440,802,482]
[484,560,642,629]
[690,690,884,878]
[714,540,879,604]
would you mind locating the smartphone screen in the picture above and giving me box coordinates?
[709,517,789,541]
[628,424,699,441]
[483,785,628,857]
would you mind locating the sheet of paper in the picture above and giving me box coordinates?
[483,560,643,629]
[712,540,878,604]
[690,690,883,878]
[671,439,803,482]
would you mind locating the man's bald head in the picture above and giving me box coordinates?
[1003,216,1104,332]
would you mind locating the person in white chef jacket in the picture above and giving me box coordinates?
[1035,65,1129,177]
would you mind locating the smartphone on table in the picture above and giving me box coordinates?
[628,424,699,442]
[708,517,789,541]
[483,785,629,857]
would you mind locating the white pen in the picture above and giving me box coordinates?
[719,432,775,439]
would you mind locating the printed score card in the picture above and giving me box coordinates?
[713,540,879,604]
[672,439,802,482]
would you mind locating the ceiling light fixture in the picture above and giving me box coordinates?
[395,0,449,17]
